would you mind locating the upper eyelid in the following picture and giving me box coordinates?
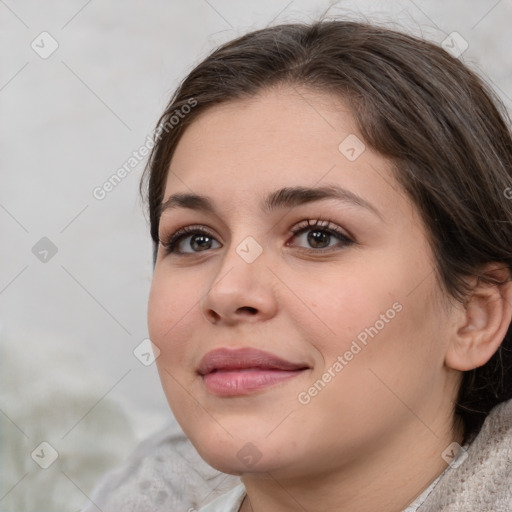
[160,219,347,240]
[158,198,373,237]
[291,219,351,234]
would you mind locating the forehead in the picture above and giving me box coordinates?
[169,86,357,177]
[163,86,410,222]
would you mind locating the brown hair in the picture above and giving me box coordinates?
[141,20,512,438]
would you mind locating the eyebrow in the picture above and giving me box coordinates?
[159,184,382,220]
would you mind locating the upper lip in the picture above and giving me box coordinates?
[197,347,310,375]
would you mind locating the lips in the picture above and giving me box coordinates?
[197,347,310,396]
[197,347,309,375]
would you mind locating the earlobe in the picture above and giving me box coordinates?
[445,264,512,372]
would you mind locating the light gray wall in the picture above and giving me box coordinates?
[1,0,511,509]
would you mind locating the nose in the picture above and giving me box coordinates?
[200,243,278,326]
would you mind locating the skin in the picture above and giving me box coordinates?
[148,85,512,512]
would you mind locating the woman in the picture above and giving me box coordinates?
[140,19,512,511]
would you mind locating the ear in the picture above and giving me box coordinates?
[445,263,512,371]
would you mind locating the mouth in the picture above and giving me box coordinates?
[197,347,310,397]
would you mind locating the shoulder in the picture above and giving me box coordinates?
[418,398,512,511]
[83,420,241,511]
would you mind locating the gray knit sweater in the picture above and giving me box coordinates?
[84,399,512,511]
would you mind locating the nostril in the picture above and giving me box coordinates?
[206,310,221,322]
[237,306,258,315]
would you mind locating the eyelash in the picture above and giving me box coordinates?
[159,219,355,256]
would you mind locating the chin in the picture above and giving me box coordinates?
[188,429,285,475]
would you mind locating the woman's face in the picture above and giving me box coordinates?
[148,86,460,479]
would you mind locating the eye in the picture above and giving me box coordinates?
[160,225,221,255]
[160,219,354,257]
[288,219,354,251]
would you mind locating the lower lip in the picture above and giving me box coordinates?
[202,368,306,396]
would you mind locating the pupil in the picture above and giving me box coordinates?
[191,234,211,251]
[308,230,329,248]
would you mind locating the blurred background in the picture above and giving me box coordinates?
[1,0,511,510]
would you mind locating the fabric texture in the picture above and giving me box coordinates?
[418,398,512,511]
[82,419,241,511]
[84,399,512,511]
[197,484,246,512]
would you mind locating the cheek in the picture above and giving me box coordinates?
[295,272,445,436]
[296,261,399,355]
[300,250,443,373]
[147,266,202,359]
[148,268,205,416]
